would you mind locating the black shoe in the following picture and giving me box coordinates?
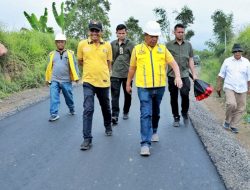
[105,129,113,136]
[112,117,118,125]
[182,113,189,120]
[173,120,180,127]
[80,139,92,150]
[123,113,129,120]
[173,117,180,127]
[230,127,239,134]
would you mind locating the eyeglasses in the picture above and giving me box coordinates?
[90,29,100,33]
[233,51,242,53]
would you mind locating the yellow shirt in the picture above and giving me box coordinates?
[77,38,112,87]
[130,43,174,88]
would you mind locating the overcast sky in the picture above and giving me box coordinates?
[0,0,249,50]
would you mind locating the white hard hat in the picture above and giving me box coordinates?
[55,33,66,41]
[143,21,161,36]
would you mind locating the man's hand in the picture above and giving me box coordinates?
[174,77,183,88]
[126,85,132,94]
[192,74,198,81]
[46,81,51,86]
[216,86,222,97]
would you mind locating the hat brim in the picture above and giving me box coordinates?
[144,32,161,36]
[89,27,102,31]
[232,48,243,53]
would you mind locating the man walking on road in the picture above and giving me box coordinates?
[217,43,250,133]
[126,21,182,156]
[167,24,197,127]
[111,24,134,125]
[45,33,79,122]
[77,21,113,150]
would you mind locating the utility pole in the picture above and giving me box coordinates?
[224,29,227,54]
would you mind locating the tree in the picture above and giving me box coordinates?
[125,16,143,43]
[24,8,54,33]
[52,2,66,33]
[211,10,234,45]
[153,8,170,41]
[174,5,195,40]
[64,0,111,39]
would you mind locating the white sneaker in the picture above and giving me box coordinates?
[140,146,150,156]
[151,133,159,142]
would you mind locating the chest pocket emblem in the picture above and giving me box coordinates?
[157,47,164,54]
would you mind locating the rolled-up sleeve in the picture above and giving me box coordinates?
[218,60,227,78]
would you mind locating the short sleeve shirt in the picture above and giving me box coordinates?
[77,38,112,87]
[166,40,193,78]
[218,56,250,93]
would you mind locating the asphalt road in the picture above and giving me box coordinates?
[0,86,226,190]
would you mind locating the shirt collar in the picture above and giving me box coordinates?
[173,39,185,45]
[87,37,104,44]
[143,42,160,50]
[232,56,243,61]
[116,38,128,45]
[56,49,67,54]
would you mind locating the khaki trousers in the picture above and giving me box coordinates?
[224,88,247,128]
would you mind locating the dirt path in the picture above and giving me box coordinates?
[202,94,250,152]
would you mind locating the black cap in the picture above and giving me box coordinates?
[89,20,102,31]
[232,43,243,53]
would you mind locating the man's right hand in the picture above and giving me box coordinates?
[216,86,222,97]
[126,85,132,94]
[174,77,183,88]
[46,81,51,86]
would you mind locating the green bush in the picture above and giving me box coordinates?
[236,26,250,60]
[0,29,78,98]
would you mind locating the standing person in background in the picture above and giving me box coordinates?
[126,21,182,156]
[45,33,79,122]
[77,20,113,151]
[217,43,250,133]
[167,23,197,127]
[111,24,134,125]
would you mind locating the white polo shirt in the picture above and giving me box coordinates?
[218,56,250,93]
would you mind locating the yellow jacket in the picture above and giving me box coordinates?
[130,43,174,88]
[45,50,79,82]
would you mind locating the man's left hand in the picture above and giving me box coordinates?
[192,74,198,81]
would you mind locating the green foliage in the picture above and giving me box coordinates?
[153,8,170,41]
[24,8,54,33]
[125,16,144,44]
[52,2,65,33]
[185,30,194,41]
[236,25,250,60]
[174,5,195,40]
[199,57,221,88]
[211,10,234,44]
[153,5,195,41]
[0,29,78,98]
[175,5,194,28]
[64,0,111,40]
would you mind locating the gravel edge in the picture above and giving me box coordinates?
[189,99,250,190]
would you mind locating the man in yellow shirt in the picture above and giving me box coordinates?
[77,21,112,150]
[126,21,183,156]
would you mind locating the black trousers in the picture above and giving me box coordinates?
[111,77,132,118]
[168,77,190,120]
